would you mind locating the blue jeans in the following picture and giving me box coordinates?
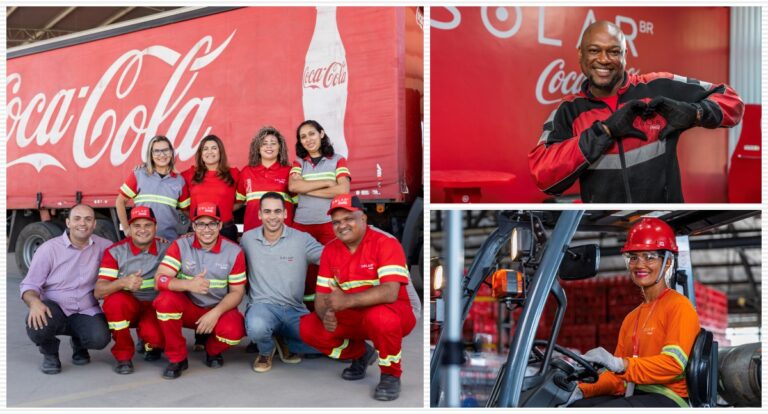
[245,303,318,356]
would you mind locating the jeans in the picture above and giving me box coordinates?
[245,303,318,356]
[26,300,111,356]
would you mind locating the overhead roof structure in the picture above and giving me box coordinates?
[7,6,180,49]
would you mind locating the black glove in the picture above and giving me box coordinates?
[645,96,701,139]
[601,100,647,140]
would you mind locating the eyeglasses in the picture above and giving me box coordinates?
[152,148,172,156]
[623,251,664,265]
[193,221,220,230]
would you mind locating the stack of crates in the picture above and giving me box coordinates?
[693,281,730,346]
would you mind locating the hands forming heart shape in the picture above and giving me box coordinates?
[602,97,701,140]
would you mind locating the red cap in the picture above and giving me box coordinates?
[193,202,221,221]
[622,217,678,253]
[129,206,156,224]
[327,194,364,215]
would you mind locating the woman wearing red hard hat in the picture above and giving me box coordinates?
[567,218,701,407]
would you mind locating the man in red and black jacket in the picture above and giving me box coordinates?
[528,20,744,203]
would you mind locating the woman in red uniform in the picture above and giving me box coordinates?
[237,126,294,232]
[182,135,240,242]
[289,120,351,309]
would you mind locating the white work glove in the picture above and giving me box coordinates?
[562,387,583,407]
[583,346,625,373]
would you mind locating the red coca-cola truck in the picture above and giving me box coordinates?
[7,6,424,287]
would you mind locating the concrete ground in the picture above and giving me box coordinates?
[6,253,424,408]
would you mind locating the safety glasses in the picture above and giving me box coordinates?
[623,251,664,266]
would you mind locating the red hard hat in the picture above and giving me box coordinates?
[622,217,678,253]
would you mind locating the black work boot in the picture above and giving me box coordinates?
[373,374,401,401]
[341,342,377,380]
[162,358,188,379]
[70,338,90,365]
[143,343,163,361]
[41,354,62,375]
[114,360,134,375]
[205,353,224,368]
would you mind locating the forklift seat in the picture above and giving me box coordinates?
[685,328,718,407]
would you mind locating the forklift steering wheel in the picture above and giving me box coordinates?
[532,340,600,383]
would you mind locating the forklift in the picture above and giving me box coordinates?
[430,210,761,407]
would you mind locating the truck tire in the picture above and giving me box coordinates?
[15,221,64,276]
[94,218,119,242]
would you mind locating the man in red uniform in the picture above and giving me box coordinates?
[299,194,416,401]
[95,206,169,374]
[566,218,700,407]
[528,21,744,203]
[153,202,246,379]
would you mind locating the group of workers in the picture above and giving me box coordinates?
[20,120,415,402]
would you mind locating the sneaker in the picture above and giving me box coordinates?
[252,348,276,373]
[274,337,301,364]
[162,358,188,379]
[205,353,224,368]
[341,342,377,381]
[373,374,401,401]
[41,354,61,375]
[114,360,134,375]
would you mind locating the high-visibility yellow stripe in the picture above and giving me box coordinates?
[208,280,227,289]
[303,172,337,181]
[661,345,688,371]
[317,276,335,288]
[216,335,240,346]
[98,268,119,278]
[228,272,246,284]
[335,167,350,176]
[162,256,181,271]
[120,184,137,198]
[177,272,193,280]
[636,384,689,407]
[140,279,155,289]
[377,265,410,279]
[178,198,191,209]
[245,191,293,203]
[235,192,246,201]
[290,167,302,175]
[156,312,182,321]
[338,279,380,291]
[378,351,402,367]
[108,320,130,331]
[329,339,349,359]
[303,294,315,302]
[135,194,179,208]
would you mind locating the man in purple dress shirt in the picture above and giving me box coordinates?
[20,204,113,374]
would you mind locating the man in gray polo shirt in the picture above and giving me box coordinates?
[240,192,323,373]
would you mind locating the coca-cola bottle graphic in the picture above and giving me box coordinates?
[302,6,349,158]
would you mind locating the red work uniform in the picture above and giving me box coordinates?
[236,163,295,232]
[153,235,247,363]
[299,226,416,378]
[182,167,240,225]
[99,237,170,361]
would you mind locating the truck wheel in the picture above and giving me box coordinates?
[15,222,64,275]
[94,218,119,242]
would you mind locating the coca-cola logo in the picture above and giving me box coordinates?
[303,61,347,89]
[7,30,237,172]
[535,58,640,105]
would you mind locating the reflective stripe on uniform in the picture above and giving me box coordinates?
[303,294,315,302]
[228,272,246,284]
[339,279,380,291]
[335,167,350,176]
[178,198,191,209]
[108,320,130,331]
[235,191,247,201]
[162,256,182,271]
[329,339,350,359]
[156,312,183,321]
[289,166,302,175]
[98,268,119,278]
[636,384,689,407]
[303,172,337,181]
[245,191,293,203]
[208,279,227,289]
[377,265,410,279]
[661,345,688,372]
[120,184,137,198]
[216,335,240,346]
[140,279,155,289]
[317,276,335,289]
[135,194,180,208]
[378,351,401,367]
